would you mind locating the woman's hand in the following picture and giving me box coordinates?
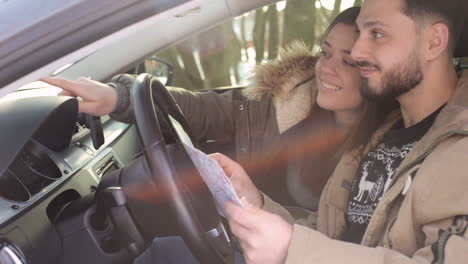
[41,76,118,116]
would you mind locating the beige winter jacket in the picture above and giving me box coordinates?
[263,70,468,263]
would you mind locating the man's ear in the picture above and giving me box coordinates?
[423,22,450,61]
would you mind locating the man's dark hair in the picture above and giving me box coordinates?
[402,0,467,55]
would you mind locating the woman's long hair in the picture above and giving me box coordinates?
[341,100,399,159]
[323,7,400,156]
[321,6,361,43]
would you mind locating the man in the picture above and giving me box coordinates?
[218,0,468,263]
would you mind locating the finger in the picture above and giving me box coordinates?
[228,214,252,241]
[76,76,99,85]
[58,90,75,97]
[209,152,237,165]
[57,88,95,114]
[210,153,243,178]
[240,196,254,208]
[225,201,246,222]
[229,199,269,229]
[209,153,232,168]
[41,77,88,95]
[226,201,257,229]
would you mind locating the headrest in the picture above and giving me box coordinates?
[454,4,468,58]
[455,25,468,58]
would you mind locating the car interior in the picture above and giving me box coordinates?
[0,1,276,263]
[0,0,467,264]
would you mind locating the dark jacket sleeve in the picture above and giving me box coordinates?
[109,74,235,143]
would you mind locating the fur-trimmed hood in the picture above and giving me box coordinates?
[243,41,318,101]
[243,41,319,133]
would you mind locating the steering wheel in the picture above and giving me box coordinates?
[131,73,234,263]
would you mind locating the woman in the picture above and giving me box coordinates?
[41,7,365,210]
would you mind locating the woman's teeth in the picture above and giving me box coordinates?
[321,80,341,91]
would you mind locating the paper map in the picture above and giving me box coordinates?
[182,143,243,217]
[168,115,243,217]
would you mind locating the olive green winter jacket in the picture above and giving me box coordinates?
[110,42,340,209]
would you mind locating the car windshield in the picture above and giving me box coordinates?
[132,0,362,91]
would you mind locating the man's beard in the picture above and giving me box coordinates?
[360,50,423,102]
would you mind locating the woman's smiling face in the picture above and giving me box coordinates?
[315,23,363,113]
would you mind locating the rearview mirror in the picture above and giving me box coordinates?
[135,57,174,86]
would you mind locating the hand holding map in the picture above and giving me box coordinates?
[182,143,243,217]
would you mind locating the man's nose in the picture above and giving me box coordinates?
[351,35,370,63]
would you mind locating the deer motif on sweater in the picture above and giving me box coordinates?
[354,161,375,202]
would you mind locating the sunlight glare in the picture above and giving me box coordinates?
[320,0,356,10]
[276,1,286,11]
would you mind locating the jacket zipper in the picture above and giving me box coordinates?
[432,215,468,264]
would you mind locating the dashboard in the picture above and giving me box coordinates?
[0,90,140,263]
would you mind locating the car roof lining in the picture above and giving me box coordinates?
[0,0,200,96]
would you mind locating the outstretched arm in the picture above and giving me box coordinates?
[43,74,236,144]
[41,76,118,116]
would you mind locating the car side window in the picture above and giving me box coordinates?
[134,0,362,91]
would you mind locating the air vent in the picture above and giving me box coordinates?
[0,170,30,202]
[0,140,61,202]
